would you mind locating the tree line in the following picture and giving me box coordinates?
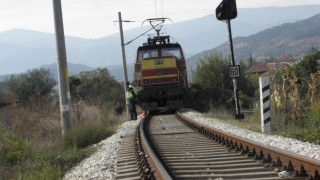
[0,68,125,109]
[190,49,320,142]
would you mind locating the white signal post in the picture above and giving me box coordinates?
[259,77,271,133]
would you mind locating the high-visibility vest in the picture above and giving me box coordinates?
[128,85,135,93]
[126,91,134,100]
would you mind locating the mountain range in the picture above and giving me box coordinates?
[40,62,134,82]
[1,5,320,81]
[187,13,320,68]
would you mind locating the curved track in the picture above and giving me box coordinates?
[116,110,320,179]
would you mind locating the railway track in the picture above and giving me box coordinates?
[116,109,320,179]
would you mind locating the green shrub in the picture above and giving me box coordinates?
[309,101,320,128]
[61,123,115,149]
[28,146,95,176]
[25,162,62,180]
[1,130,31,164]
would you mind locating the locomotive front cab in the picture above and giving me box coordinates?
[134,37,188,110]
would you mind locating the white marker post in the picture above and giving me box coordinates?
[259,77,271,133]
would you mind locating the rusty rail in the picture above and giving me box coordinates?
[176,111,320,179]
[136,113,173,180]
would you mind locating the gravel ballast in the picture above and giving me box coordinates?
[181,109,320,160]
[63,110,320,180]
[63,119,140,180]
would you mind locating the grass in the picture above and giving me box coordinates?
[0,100,128,180]
[204,104,320,144]
[205,106,262,133]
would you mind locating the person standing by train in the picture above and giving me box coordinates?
[126,82,137,120]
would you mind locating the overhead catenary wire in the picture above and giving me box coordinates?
[154,0,158,18]
[92,0,117,27]
[125,22,162,45]
[161,0,164,18]
[160,0,167,34]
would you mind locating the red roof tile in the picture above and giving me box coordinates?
[247,62,269,73]
[267,63,276,69]
[277,55,296,62]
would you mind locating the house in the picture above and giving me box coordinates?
[276,55,297,66]
[246,62,269,75]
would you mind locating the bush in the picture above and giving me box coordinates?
[26,146,95,177]
[309,101,320,128]
[0,130,31,164]
[3,68,56,105]
[61,123,115,149]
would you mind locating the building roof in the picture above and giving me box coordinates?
[277,55,296,62]
[260,70,271,77]
[0,92,18,105]
[278,62,290,69]
[267,63,276,69]
[246,62,269,74]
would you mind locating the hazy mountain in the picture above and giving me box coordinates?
[0,62,133,83]
[187,13,320,67]
[40,63,94,79]
[39,63,134,82]
[1,5,320,76]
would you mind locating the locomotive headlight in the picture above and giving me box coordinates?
[144,80,148,84]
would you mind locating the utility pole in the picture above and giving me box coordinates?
[52,0,73,135]
[117,12,129,116]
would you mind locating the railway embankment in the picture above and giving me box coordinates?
[64,109,320,179]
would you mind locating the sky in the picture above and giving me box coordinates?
[1,0,320,39]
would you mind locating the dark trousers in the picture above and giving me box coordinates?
[129,100,137,120]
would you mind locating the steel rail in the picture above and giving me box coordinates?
[139,113,173,180]
[176,111,320,179]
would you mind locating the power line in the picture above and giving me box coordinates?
[154,0,158,18]
[161,0,164,17]
[125,22,162,45]
[92,0,117,27]
[161,0,166,33]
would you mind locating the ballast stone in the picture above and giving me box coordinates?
[181,110,320,161]
[63,119,140,180]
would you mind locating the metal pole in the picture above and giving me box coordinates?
[226,19,242,118]
[118,12,129,116]
[52,0,73,135]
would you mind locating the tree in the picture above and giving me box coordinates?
[194,54,233,108]
[69,68,124,108]
[3,68,56,105]
[193,53,260,111]
[0,82,4,93]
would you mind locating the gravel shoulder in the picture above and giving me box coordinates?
[63,119,140,180]
[180,108,320,161]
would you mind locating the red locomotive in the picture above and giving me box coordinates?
[134,18,188,110]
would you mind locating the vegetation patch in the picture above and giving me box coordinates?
[0,68,127,179]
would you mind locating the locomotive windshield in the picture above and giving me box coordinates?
[137,49,158,61]
[137,47,183,62]
[161,48,182,59]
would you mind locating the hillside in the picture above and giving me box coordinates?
[40,63,134,82]
[188,13,320,67]
[1,5,320,75]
